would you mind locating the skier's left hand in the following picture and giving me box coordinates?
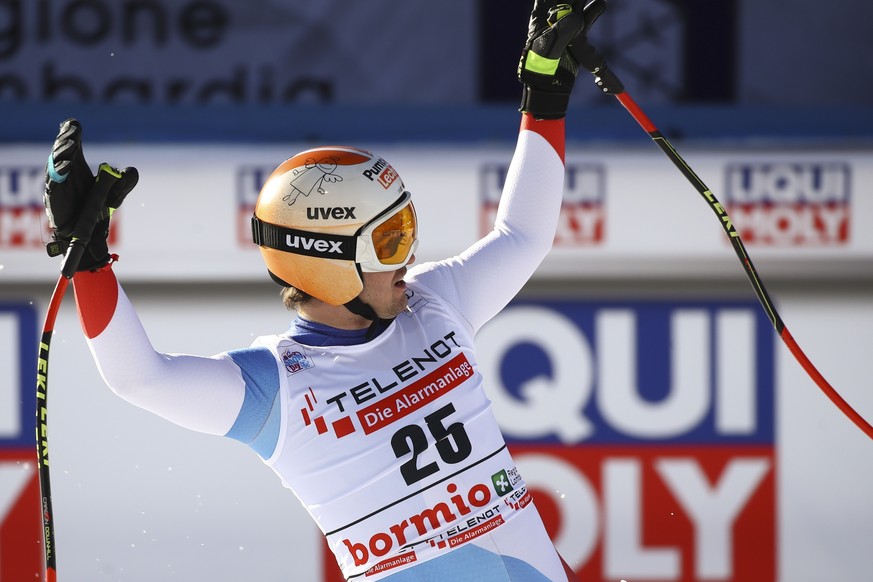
[517,0,609,119]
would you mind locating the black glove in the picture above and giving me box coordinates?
[567,0,625,95]
[517,1,587,120]
[44,119,138,274]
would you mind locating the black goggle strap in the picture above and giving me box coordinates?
[251,215,357,261]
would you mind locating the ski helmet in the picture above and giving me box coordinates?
[252,146,418,305]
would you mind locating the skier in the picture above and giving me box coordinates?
[44,1,604,579]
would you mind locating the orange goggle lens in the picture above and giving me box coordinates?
[370,203,417,265]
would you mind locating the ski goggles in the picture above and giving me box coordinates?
[251,191,418,271]
[356,191,418,272]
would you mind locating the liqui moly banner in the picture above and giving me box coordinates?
[0,303,42,581]
[480,161,607,245]
[0,164,47,250]
[724,162,850,246]
[477,299,776,582]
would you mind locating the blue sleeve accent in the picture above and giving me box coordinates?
[225,347,282,459]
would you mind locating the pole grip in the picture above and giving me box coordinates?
[59,163,119,278]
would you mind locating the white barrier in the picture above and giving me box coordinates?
[2,144,872,283]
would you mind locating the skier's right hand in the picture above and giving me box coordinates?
[44,119,138,274]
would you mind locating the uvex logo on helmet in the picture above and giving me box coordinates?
[306,207,357,220]
[362,158,399,189]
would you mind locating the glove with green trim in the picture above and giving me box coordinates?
[517,1,587,120]
[567,0,623,94]
[44,119,138,272]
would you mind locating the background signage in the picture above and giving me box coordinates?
[0,303,41,581]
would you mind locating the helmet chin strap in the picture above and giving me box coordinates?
[344,296,395,339]
[343,296,378,321]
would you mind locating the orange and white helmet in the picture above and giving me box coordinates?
[251,146,418,305]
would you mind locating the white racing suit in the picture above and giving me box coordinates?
[73,115,576,581]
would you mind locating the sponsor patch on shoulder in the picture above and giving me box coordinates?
[279,342,314,375]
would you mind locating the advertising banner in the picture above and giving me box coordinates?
[0,302,42,581]
[0,0,475,106]
[2,144,872,284]
[0,286,869,581]
[478,299,776,581]
[723,162,850,246]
